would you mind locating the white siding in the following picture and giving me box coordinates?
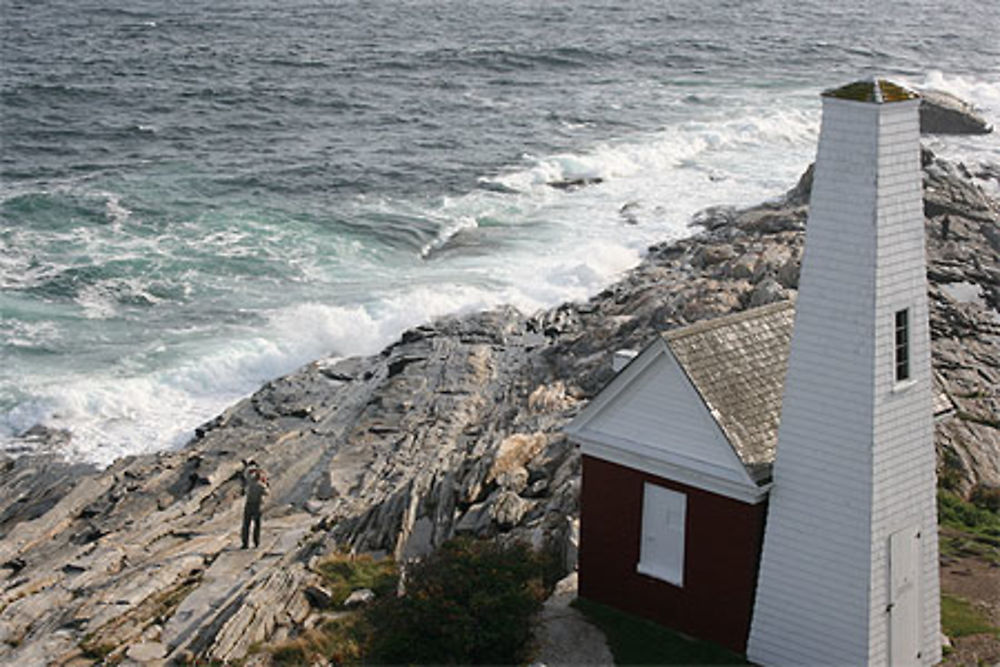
[748,94,939,666]
[869,102,940,666]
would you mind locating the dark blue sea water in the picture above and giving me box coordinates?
[2,0,998,464]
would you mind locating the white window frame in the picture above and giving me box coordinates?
[637,482,686,587]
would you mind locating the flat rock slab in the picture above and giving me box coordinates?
[126,641,167,662]
[160,512,312,658]
[161,549,250,650]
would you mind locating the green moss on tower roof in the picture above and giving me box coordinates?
[823,79,918,103]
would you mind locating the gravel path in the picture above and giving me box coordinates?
[531,573,614,666]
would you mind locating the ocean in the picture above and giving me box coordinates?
[2,0,998,465]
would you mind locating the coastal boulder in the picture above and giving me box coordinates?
[748,277,787,308]
[919,88,993,135]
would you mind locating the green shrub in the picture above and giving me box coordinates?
[938,490,1000,564]
[970,484,1000,513]
[937,445,965,491]
[365,537,553,665]
[270,642,308,666]
[938,490,1000,533]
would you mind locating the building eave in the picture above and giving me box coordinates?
[577,431,771,504]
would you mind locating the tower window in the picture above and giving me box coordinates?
[894,309,910,383]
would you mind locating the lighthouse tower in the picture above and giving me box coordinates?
[746,80,941,665]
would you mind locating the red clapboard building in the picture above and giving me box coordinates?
[566,301,793,652]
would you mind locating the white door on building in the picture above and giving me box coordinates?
[637,483,686,586]
[889,527,921,666]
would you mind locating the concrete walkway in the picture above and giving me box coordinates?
[531,572,615,666]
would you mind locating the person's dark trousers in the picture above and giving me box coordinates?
[242,501,261,548]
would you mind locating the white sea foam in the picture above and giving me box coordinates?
[419,214,479,258]
[486,104,818,199]
[3,290,531,465]
[75,277,164,320]
[76,284,118,320]
[16,235,643,466]
[104,192,132,227]
[0,320,60,350]
[0,240,33,290]
[200,229,254,256]
[917,70,1000,118]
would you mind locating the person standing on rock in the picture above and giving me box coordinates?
[241,459,269,549]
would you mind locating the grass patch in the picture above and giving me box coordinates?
[268,615,367,666]
[256,553,397,664]
[938,445,965,492]
[971,485,1000,513]
[938,490,1000,565]
[938,490,1000,532]
[573,597,747,665]
[941,594,1000,638]
[315,553,398,607]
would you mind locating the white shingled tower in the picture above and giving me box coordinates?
[747,79,941,666]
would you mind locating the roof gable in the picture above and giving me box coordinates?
[566,301,796,496]
[567,338,760,498]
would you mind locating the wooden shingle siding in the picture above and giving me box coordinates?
[748,91,940,666]
[868,99,940,666]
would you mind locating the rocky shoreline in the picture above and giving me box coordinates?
[1,97,999,664]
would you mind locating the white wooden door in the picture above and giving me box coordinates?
[637,483,686,586]
[889,527,921,666]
